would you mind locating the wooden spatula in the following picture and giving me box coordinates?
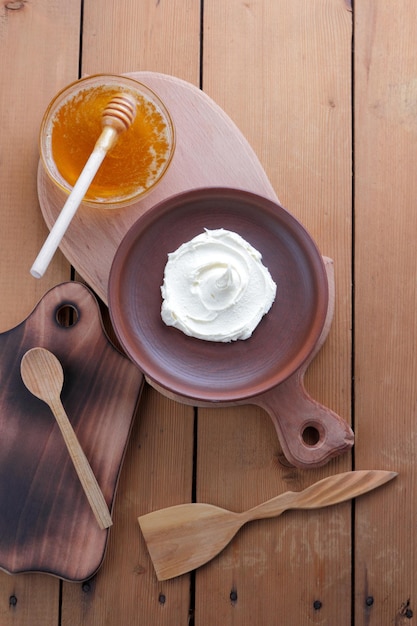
[139,470,397,580]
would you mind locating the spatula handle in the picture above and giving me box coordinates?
[51,398,113,530]
[244,470,397,522]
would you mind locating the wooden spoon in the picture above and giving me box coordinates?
[138,470,397,580]
[21,347,112,530]
[30,92,137,279]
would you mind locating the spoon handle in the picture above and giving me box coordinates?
[243,470,397,523]
[51,397,113,530]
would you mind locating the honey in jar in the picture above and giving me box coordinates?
[40,75,175,208]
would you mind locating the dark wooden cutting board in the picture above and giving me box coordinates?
[0,281,143,581]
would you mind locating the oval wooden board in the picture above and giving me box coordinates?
[36,73,352,470]
[0,282,143,581]
[37,71,278,304]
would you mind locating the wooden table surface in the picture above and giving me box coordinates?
[1,1,415,624]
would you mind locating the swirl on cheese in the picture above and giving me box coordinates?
[160,229,277,342]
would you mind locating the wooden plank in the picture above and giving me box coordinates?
[197,0,353,623]
[60,1,201,624]
[0,1,80,624]
[0,1,78,333]
[61,386,194,626]
[81,0,200,83]
[202,0,352,426]
[354,2,417,623]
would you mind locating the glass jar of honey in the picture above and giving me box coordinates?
[39,74,175,208]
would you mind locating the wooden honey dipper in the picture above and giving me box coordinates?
[31,92,137,279]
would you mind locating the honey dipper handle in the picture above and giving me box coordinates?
[30,135,112,279]
[30,92,136,279]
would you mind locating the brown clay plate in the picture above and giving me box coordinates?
[108,188,328,403]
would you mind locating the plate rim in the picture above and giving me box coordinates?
[108,187,329,402]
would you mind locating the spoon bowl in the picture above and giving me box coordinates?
[21,345,64,401]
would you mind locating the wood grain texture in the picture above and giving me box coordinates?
[37,72,277,303]
[59,2,200,625]
[198,0,353,624]
[2,0,413,623]
[0,1,80,623]
[203,0,353,423]
[61,386,194,626]
[0,282,142,581]
[0,1,80,333]
[354,1,417,623]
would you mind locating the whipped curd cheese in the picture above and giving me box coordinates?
[160,228,277,342]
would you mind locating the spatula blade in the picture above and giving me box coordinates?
[139,503,241,581]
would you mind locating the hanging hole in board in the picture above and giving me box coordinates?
[301,424,323,447]
[55,304,79,327]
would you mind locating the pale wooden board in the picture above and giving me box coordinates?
[354,2,417,623]
[0,1,80,624]
[81,0,201,86]
[37,72,277,304]
[197,1,353,624]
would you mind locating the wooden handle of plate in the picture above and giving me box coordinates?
[253,257,354,468]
